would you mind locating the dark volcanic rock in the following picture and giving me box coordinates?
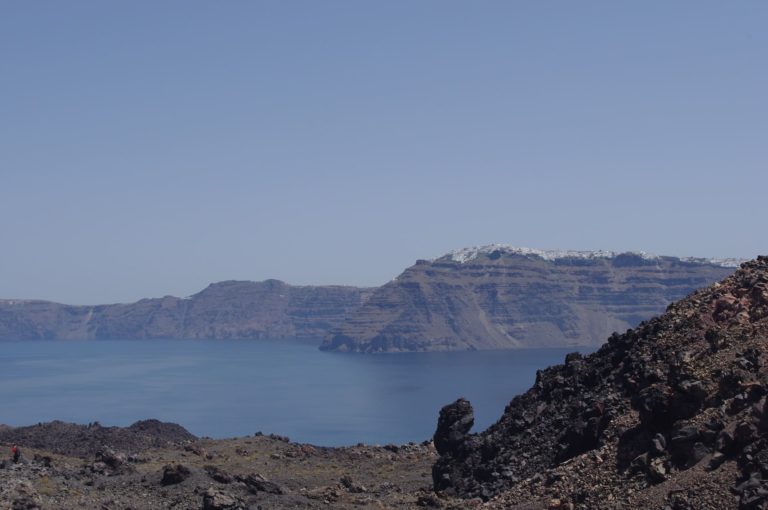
[0,419,196,458]
[239,473,284,494]
[0,280,372,341]
[204,465,234,484]
[92,447,133,475]
[433,399,474,456]
[160,463,191,485]
[322,247,738,352]
[432,256,768,508]
[0,422,439,510]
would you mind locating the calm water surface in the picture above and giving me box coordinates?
[0,340,591,446]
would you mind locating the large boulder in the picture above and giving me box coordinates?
[433,398,474,456]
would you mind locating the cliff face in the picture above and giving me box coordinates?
[0,247,741,348]
[431,256,768,509]
[0,280,372,341]
[321,247,739,352]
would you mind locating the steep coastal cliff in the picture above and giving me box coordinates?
[1,246,742,350]
[0,280,372,341]
[322,246,740,352]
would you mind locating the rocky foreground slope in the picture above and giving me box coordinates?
[0,421,437,509]
[432,255,768,509]
[322,246,739,352]
[0,280,372,341]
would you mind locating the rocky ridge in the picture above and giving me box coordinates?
[0,420,196,458]
[0,280,372,341]
[323,247,738,352]
[431,255,768,509]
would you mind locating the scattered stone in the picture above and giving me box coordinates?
[648,457,668,483]
[650,433,667,456]
[340,475,366,493]
[95,448,126,471]
[160,464,191,486]
[204,465,233,484]
[416,493,443,507]
[240,473,283,495]
[708,451,726,470]
[184,444,208,457]
[201,488,244,510]
[8,481,42,510]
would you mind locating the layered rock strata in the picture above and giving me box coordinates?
[0,280,372,341]
[322,247,739,352]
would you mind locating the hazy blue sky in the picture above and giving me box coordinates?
[1,1,766,304]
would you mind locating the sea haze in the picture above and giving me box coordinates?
[0,340,590,446]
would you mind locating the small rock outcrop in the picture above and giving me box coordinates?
[433,398,474,457]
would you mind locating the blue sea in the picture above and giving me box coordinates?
[0,340,591,446]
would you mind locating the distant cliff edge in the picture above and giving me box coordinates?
[1,246,744,349]
[321,245,742,352]
[0,280,372,341]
